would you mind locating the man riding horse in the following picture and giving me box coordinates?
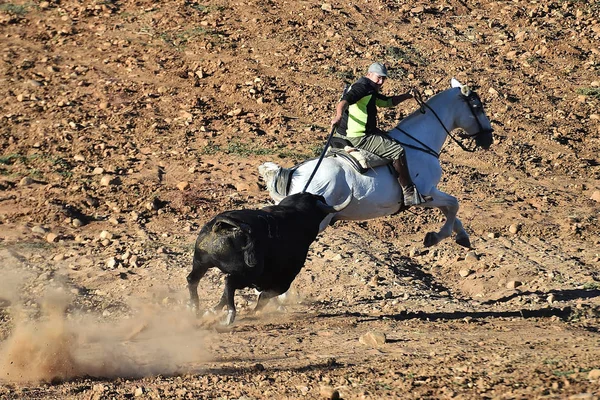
[330,62,425,207]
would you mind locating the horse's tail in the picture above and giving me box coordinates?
[258,162,287,203]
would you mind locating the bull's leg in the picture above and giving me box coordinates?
[187,259,210,314]
[218,275,246,325]
[252,290,282,314]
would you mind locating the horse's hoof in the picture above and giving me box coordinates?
[455,235,471,249]
[423,232,439,247]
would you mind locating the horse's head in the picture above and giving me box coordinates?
[451,78,494,149]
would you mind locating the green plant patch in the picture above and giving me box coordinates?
[576,87,600,99]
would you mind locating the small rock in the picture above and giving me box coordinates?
[177,181,190,191]
[330,254,343,261]
[31,225,48,234]
[99,230,113,240]
[92,167,104,175]
[588,369,600,381]
[547,293,555,304]
[19,176,34,186]
[465,251,479,262]
[569,394,594,400]
[134,387,144,397]
[590,191,600,203]
[74,154,85,162]
[319,386,340,400]
[106,257,117,269]
[46,233,59,243]
[508,224,520,234]
[459,268,472,277]
[359,331,386,347]
[72,218,82,228]
[100,175,114,186]
[321,3,333,12]
[506,280,522,290]
[487,232,499,239]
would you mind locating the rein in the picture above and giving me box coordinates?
[301,84,349,194]
[409,88,479,154]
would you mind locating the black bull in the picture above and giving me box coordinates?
[187,192,351,325]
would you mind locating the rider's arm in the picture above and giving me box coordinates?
[391,92,413,106]
[331,99,349,127]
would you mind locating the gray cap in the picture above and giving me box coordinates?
[367,62,388,77]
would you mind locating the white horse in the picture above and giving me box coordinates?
[258,78,494,248]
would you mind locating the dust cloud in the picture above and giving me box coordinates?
[0,273,211,383]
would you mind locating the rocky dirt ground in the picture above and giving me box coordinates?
[1,0,600,398]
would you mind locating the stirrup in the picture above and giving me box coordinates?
[403,186,427,206]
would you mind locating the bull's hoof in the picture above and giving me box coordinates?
[221,310,236,326]
[423,232,440,248]
[455,234,472,249]
[202,308,218,318]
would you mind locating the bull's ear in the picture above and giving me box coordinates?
[242,237,261,268]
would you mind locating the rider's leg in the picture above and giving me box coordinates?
[348,132,426,206]
[393,151,425,207]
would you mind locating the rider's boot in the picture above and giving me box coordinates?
[393,153,426,207]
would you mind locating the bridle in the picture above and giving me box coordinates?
[398,88,493,157]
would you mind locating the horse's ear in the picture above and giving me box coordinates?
[451,78,462,88]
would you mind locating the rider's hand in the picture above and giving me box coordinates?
[331,115,341,127]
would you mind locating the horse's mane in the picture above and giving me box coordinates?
[396,86,459,127]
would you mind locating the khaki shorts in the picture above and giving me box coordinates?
[344,132,405,160]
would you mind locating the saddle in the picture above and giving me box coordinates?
[328,136,391,173]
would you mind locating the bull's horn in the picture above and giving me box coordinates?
[317,191,353,214]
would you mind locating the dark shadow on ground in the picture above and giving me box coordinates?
[480,288,600,305]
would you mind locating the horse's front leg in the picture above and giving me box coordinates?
[419,190,465,247]
[438,206,471,248]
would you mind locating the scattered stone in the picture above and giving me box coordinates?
[46,233,59,243]
[19,176,34,186]
[487,232,499,239]
[321,3,333,12]
[547,293,555,304]
[319,386,340,400]
[588,369,600,381]
[506,280,522,290]
[31,225,48,234]
[99,230,113,240]
[359,331,386,347]
[459,268,472,277]
[568,394,594,400]
[177,181,190,191]
[133,387,144,397]
[92,167,104,175]
[508,224,520,234]
[590,191,600,203]
[330,254,343,261]
[72,218,83,227]
[100,175,114,186]
[74,154,85,162]
[465,251,479,262]
[106,257,117,269]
